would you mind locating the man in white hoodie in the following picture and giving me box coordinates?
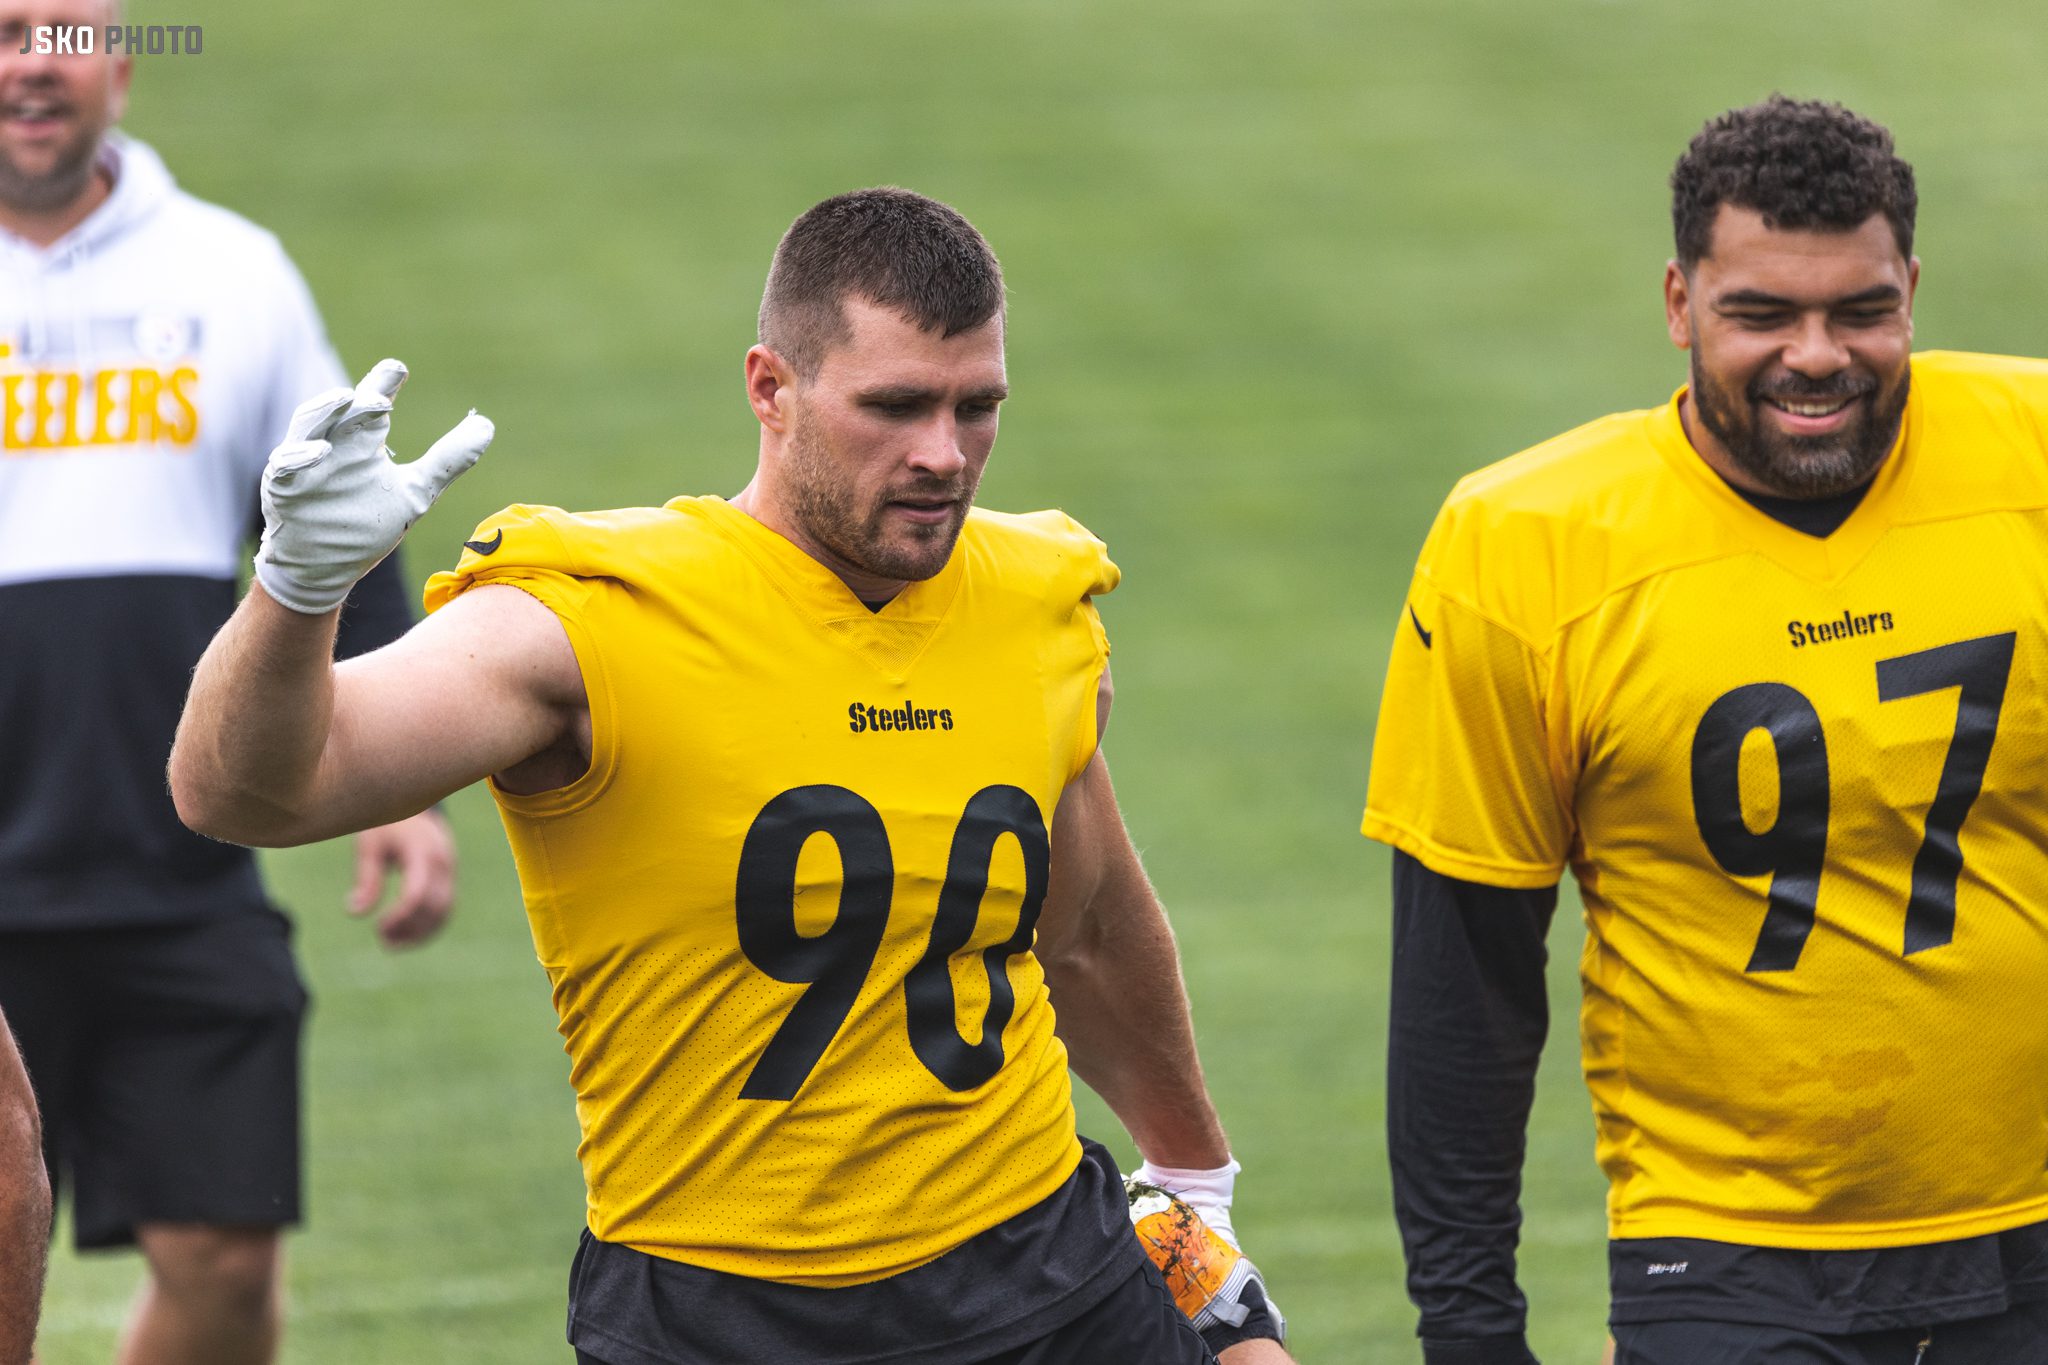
[0,2,458,1361]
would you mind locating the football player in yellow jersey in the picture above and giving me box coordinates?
[1365,95,2048,1365]
[168,189,1291,1364]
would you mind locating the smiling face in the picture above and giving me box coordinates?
[1666,204,1918,499]
[744,295,1007,598]
[0,0,126,227]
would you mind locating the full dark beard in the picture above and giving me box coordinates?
[784,415,974,584]
[1691,352,1909,499]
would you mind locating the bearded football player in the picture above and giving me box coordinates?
[170,189,1290,1364]
[1367,96,2048,1363]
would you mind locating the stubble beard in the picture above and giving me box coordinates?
[1691,349,1909,499]
[784,411,977,585]
[0,91,100,215]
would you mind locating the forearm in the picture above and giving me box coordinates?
[170,581,343,844]
[0,1015,47,1364]
[1387,852,1554,1360]
[1044,890,1229,1169]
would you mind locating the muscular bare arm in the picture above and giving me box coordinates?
[0,1008,48,1365]
[170,582,586,847]
[1036,670,1292,1363]
[1035,669,1231,1169]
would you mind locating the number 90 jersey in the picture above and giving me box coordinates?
[424,497,1116,1285]
[1365,352,2048,1250]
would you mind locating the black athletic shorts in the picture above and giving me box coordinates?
[1611,1299,2048,1363]
[0,909,308,1249]
[572,1259,1214,1365]
[567,1138,1217,1365]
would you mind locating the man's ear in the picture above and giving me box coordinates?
[1663,260,1694,351]
[745,345,797,433]
[108,55,134,123]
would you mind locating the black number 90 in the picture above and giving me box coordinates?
[734,784,1050,1100]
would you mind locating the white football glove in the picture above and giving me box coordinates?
[254,359,493,615]
[1127,1156,1286,1346]
[1133,1156,1243,1248]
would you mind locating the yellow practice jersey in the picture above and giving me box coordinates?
[1365,351,2048,1249]
[424,496,1116,1284]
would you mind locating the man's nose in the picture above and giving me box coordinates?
[905,416,968,478]
[1782,313,1852,378]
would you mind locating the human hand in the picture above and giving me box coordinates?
[1133,1157,1244,1249]
[1128,1159,1286,1350]
[348,809,457,949]
[255,359,493,614]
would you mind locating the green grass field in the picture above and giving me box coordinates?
[35,1,2048,1360]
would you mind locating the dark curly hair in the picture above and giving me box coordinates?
[1671,96,1917,270]
[759,188,1004,380]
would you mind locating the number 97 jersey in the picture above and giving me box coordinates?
[425,496,1116,1286]
[1364,352,2048,1250]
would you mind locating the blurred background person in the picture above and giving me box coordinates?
[0,2,455,1361]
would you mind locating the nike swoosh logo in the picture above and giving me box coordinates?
[463,530,504,556]
[1408,604,1433,649]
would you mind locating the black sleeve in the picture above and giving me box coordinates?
[334,551,416,662]
[1387,849,1557,1365]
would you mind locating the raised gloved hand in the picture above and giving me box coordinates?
[254,359,493,615]
[1128,1157,1286,1349]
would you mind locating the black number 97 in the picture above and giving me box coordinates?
[733,784,1049,1101]
[1689,632,2014,971]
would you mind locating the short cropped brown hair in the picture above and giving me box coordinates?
[758,188,1004,379]
[1671,95,1917,270]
